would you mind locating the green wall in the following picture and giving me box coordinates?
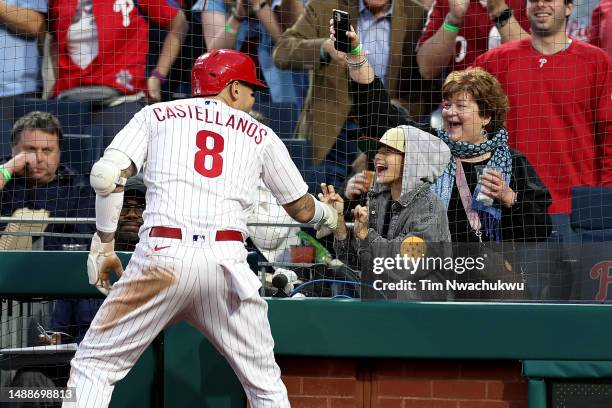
[3,251,612,407]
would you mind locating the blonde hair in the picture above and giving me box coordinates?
[442,68,509,135]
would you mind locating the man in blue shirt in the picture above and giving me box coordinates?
[0,111,95,249]
[0,0,47,118]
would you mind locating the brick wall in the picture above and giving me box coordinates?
[276,357,528,408]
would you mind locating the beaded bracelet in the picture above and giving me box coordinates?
[346,56,368,69]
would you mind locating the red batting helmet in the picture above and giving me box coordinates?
[191,49,267,97]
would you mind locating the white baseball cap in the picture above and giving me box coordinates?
[358,127,405,160]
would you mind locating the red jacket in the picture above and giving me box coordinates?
[50,0,180,97]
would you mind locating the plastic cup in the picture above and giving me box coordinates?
[363,170,375,190]
[475,165,502,206]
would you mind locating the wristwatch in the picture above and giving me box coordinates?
[493,8,513,29]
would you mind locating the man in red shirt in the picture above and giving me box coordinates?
[417,0,531,79]
[473,0,612,299]
[473,0,611,216]
[9,0,188,141]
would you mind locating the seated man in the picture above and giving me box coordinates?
[0,111,95,250]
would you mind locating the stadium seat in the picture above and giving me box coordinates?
[569,187,612,301]
[13,98,90,135]
[571,186,612,241]
[253,102,299,139]
[280,138,312,174]
[62,133,104,176]
[0,120,13,159]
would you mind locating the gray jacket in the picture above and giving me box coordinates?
[334,126,453,300]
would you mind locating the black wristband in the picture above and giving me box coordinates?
[493,8,513,28]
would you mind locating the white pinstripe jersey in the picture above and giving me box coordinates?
[107,98,308,235]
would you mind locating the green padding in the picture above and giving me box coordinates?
[528,379,547,408]
[0,251,257,298]
[111,345,155,408]
[4,252,612,360]
[164,323,245,408]
[523,360,612,378]
[0,251,125,298]
[267,298,612,360]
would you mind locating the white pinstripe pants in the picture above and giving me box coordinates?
[62,233,290,408]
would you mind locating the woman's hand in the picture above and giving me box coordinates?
[479,170,517,208]
[352,205,369,240]
[328,18,363,62]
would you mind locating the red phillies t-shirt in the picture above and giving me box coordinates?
[418,0,530,73]
[50,0,180,97]
[473,38,612,214]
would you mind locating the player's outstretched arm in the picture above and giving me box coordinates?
[282,193,339,231]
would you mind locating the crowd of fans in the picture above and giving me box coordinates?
[0,0,610,304]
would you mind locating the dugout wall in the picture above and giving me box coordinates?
[3,251,612,407]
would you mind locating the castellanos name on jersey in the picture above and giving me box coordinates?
[107,99,308,234]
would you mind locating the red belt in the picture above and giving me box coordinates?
[149,226,243,242]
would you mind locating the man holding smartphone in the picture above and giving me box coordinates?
[273,0,430,188]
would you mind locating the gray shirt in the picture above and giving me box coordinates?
[334,183,453,301]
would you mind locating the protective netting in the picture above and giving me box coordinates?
[0,0,609,313]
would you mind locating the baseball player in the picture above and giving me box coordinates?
[63,49,338,408]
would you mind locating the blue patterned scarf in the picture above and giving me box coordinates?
[432,127,512,241]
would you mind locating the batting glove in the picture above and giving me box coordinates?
[87,233,124,296]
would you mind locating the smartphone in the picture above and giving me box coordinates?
[333,9,351,53]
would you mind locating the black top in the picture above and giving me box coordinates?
[350,77,553,242]
[0,163,96,249]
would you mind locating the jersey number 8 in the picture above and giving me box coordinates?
[194,130,224,178]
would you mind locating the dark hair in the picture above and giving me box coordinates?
[11,111,63,147]
[442,68,509,135]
